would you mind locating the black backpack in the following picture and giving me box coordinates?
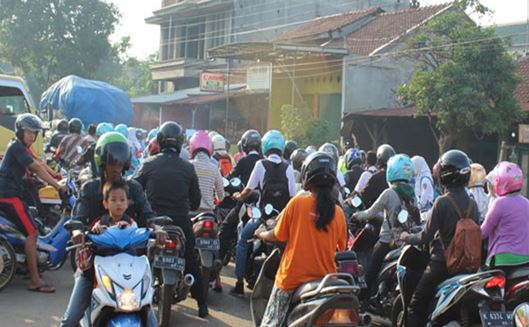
[261,160,290,213]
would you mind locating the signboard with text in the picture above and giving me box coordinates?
[247,63,272,91]
[200,72,225,92]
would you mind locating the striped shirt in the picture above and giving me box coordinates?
[57,133,88,169]
[191,152,225,212]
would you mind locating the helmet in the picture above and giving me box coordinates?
[261,130,285,155]
[301,152,337,190]
[212,134,227,154]
[438,149,471,187]
[114,124,129,138]
[376,144,396,167]
[386,154,414,183]
[147,128,158,142]
[493,161,524,196]
[468,163,487,188]
[96,122,114,137]
[157,121,184,151]
[345,148,363,170]
[237,140,243,152]
[208,131,219,139]
[305,145,317,155]
[189,130,213,158]
[241,129,261,153]
[57,119,68,132]
[147,138,160,156]
[68,118,83,134]
[94,132,131,170]
[290,149,308,171]
[319,143,339,163]
[15,113,43,139]
[284,140,299,161]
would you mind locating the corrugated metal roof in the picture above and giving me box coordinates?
[131,84,246,105]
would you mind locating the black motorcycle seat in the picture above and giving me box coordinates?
[191,212,216,224]
[508,267,529,280]
[291,279,350,304]
[384,248,401,262]
[336,251,357,261]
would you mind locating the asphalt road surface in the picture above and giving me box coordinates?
[0,263,253,327]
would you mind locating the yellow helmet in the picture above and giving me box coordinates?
[469,163,487,188]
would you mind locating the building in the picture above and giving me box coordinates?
[495,21,529,53]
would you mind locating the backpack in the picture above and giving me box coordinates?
[443,195,481,275]
[261,160,290,213]
[218,155,233,177]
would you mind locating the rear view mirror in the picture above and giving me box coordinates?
[251,207,262,219]
[514,303,529,327]
[397,210,409,224]
[343,187,351,195]
[351,196,362,208]
[230,178,241,187]
[222,178,229,188]
[76,145,83,154]
[264,204,274,216]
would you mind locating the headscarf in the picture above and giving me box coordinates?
[127,127,142,159]
[411,155,434,212]
[486,170,497,208]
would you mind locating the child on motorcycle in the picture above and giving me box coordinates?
[400,150,480,327]
[90,180,136,233]
[352,154,419,299]
[255,151,347,327]
[481,162,529,273]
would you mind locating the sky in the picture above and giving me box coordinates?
[110,0,529,59]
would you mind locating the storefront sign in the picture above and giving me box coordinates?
[247,63,272,91]
[519,124,529,144]
[200,72,225,92]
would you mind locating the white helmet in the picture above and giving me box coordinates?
[212,134,227,155]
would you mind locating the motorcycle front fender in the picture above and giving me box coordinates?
[162,268,178,286]
[106,313,143,327]
[199,249,214,268]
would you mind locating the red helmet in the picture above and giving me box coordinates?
[189,130,213,158]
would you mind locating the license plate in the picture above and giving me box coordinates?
[480,310,513,326]
[154,255,185,271]
[195,238,220,250]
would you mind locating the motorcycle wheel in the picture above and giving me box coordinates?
[0,238,16,291]
[391,296,405,327]
[157,284,173,327]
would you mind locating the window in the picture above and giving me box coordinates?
[0,87,29,115]
[208,13,229,48]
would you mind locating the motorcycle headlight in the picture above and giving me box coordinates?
[117,288,140,312]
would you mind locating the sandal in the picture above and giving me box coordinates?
[28,284,55,293]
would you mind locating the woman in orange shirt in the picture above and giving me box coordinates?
[256,151,347,327]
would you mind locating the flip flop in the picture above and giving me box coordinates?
[28,284,55,293]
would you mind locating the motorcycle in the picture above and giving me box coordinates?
[501,264,529,310]
[0,180,76,291]
[251,247,369,327]
[65,220,160,327]
[392,244,512,326]
[217,177,244,265]
[192,211,222,300]
[148,217,194,327]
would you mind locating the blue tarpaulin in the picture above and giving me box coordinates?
[39,75,133,126]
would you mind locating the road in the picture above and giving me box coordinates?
[0,263,253,327]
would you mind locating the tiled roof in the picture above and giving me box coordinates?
[278,7,380,41]
[515,57,529,112]
[329,3,452,55]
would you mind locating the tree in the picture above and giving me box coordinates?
[280,104,339,147]
[109,54,157,98]
[398,9,524,153]
[0,0,120,98]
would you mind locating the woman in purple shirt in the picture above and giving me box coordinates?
[481,161,529,271]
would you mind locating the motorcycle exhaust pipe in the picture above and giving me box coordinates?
[359,313,371,326]
[183,273,195,287]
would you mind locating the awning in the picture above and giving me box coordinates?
[131,84,246,105]
[343,106,423,121]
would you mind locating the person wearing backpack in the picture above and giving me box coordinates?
[230,130,296,296]
[400,150,480,327]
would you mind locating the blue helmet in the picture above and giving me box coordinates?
[147,128,158,142]
[96,122,114,137]
[115,124,129,138]
[345,148,363,169]
[386,154,414,183]
[261,130,285,155]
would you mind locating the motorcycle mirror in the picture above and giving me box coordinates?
[230,178,241,187]
[351,196,362,208]
[223,178,229,188]
[514,303,529,327]
[76,145,83,154]
[252,207,262,219]
[64,220,86,232]
[264,204,274,216]
[398,210,409,224]
[343,187,351,195]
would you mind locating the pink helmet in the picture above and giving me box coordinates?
[493,161,524,196]
[189,130,213,158]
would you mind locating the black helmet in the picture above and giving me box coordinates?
[68,118,83,133]
[319,143,339,163]
[241,129,261,153]
[57,119,68,133]
[438,149,471,187]
[290,148,308,171]
[284,140,299,160]
[15,113,43,139]
[157,121,184,152]
[376,144,396,167]
[301,152,337,190]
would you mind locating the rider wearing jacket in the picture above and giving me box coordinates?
[359,144,395,207]
[135,121,209,318]
[401,150,479,327]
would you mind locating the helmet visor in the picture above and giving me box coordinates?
[103,142,130,167]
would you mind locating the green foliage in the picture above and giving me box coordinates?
[110,55,157,98]
[280,104,339,147]
[398,11,524,152]
[0,0,120,99]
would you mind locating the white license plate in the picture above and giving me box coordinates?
[195,238,220,250]
[154,255,185,271]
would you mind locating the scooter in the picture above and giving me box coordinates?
[502,264,529,310]
[251,248,369,327]
[192,211,222,300]
[148,217,194,327]
[65,220,160,327]
[392,244,512,327]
